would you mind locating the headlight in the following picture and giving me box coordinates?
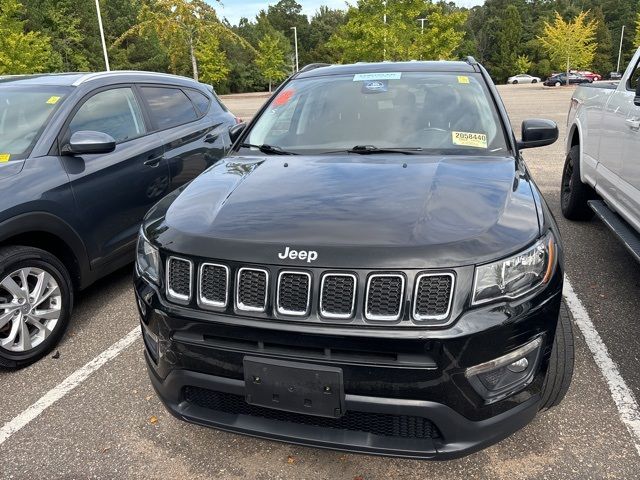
[136,228,160,284]
[472,232,556,305]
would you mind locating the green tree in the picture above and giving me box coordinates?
[0,0,52,74]
[635,12,640,47]
[590,7,613,77]
[327,0,466,63]
[116,0,251,82]
[538,11,598,84]
[255,32,288,91]
[490,4,523,81]
[514,54,532,74]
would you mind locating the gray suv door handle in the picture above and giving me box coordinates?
[626,118,640,130]
[144,155,163,167]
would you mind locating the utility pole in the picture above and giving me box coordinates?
[291,26,299,72]
[95,0,110,71]
[383,0,387,61]
[617,25,625,74]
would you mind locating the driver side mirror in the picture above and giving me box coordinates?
[517,119,558,150]
[228,122,247,144]
[62,131,116,155]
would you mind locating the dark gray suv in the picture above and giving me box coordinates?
[0,71,237,368]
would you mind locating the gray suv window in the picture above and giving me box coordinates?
[141,87,199,130]
[69,88,146,144]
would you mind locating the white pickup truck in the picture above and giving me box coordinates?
[563,47,640,261]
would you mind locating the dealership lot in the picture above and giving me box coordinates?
[1,84,640,479]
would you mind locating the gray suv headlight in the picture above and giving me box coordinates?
[136,228,160,284]
[472,231,556,305]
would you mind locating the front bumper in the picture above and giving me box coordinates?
[136,268,563,459]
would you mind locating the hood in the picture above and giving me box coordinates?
[0,159,25,181]
[150,155,540,268]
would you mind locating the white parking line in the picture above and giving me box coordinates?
[0,326,140,447]
[564,277,640,456]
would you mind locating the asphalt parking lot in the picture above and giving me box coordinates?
[1,83,640,479]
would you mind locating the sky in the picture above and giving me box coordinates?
[215,1,484,26]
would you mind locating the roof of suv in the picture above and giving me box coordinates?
[0,71,203,88]
[295,60,478,79]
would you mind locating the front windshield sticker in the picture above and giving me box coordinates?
[46,95,61,105]
[272,89,295,107]
[361,80,388,93]
[353,72,402,81]
[457,76,470,84]
[452,131,487,149]
[0,154,10,162]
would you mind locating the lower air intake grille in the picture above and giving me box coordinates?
[236,268,268,312]
[277,271,311,316]
[183,387,440,439]
[167,257,192,302]
[320,274,356,319]
[199,263,228,308]
[413,273,454,321]
[365,274,404,321]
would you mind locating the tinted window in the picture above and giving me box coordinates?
[185,89,211,115]
[141,87,198,130]
[0,86,70,160]
[69,88,145,144]
[628,60,640,90]
[246,72,508,155]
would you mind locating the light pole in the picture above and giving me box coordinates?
[95,0,110,71]
[383,0,387,60]
[617,25,625,74]
[418,18,427,34]
[291,26,299,72]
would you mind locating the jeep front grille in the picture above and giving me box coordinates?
[166,257,192,303]
[236,267,268,312]
[277,271,311,316]
[413,273,455,321]
[198,263,229,309]
[320,273,356,319]
[365,274,405,321]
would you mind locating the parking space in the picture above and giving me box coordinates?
[1,84,640,479]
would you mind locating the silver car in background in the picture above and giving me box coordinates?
[507,74,541,84]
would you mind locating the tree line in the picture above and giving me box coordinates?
[1,0,639,93]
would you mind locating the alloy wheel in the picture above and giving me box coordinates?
[0,267,61,352]
[561,158,573,211]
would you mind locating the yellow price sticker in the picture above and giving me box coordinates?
[0,153,10,162]
[46,96,61,105]
[452,131,487,149]
[457,76,470,84]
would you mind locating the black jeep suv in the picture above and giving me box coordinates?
[135,59,573,459]
[0,71,236,368]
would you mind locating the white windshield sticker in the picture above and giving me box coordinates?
[353,72,402,81]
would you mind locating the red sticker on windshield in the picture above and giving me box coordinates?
[273,89,295,107]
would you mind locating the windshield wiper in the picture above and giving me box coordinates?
[346,145,423,155]
[240,143,298,155]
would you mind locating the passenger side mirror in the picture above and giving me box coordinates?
[63,131,116,155]
[517,119,558,150]
[228,122,247,144]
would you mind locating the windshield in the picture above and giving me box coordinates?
[0,86,70,161]
[245,71,509,155]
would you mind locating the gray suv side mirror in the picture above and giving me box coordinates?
[63,131,116,155]
[229,122,247,144]
[517,119,558,150]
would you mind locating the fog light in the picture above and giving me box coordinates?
[466,337,542,403]
[508,357,529,373]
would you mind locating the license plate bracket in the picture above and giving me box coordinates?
[243,357,345,418]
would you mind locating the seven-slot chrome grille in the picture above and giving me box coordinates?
[165,257,455,325]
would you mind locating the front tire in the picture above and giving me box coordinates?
[513,80,518,85]
[0,246,73,369]
[561,145,596,220]
[555,81,561,87]
[532,79,538,84]
[540,300,574,411]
